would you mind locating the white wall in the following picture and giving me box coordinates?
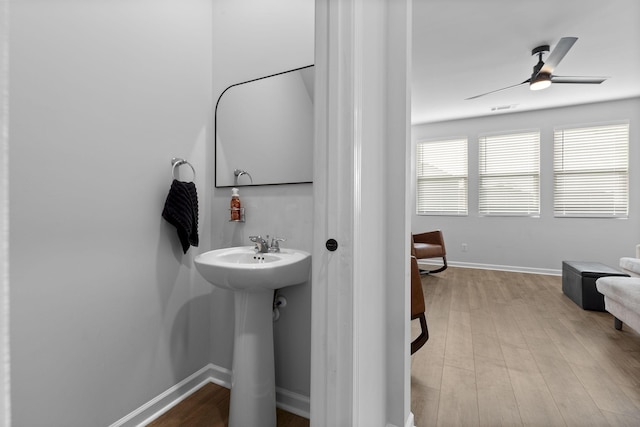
[211,0,315,401]
[0,1,9,425]
[9,1,213,425]
[412,97,640,273]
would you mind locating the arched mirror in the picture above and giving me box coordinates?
[215,65,314,187]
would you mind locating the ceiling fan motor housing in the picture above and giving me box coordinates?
[531,45,550,56]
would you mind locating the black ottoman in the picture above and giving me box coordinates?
[562,261,629,311]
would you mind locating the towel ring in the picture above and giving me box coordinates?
[234,168,253,185]
[171,158,196,182]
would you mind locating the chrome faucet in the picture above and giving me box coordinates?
[249,235,286,253]
[269,237,286,253]
[249,235,269,253]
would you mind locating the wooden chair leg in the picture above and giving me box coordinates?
[411,313,429,355]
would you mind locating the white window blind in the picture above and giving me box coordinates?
[478,131,540,216]
[554,122,629,218]
[416,138,468,215]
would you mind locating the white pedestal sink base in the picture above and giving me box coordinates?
[229,289,276,427]
[193,246,311,427]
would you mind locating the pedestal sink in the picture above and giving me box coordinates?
[194,246,311,427]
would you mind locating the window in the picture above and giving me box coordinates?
[554,122,629,218]
[478,131,540,216]
[416,138,468,215]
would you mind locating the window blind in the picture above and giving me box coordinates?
[479,131,540,216]
[554,122,629,218]
[416,138,468,215]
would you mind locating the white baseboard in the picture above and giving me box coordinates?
[385,412,415,427]
[276,386,310,418]
[109,363,310,426]
[418,260,561,276]
[406,412,415,427]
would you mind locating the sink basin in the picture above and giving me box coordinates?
[194,246,311,291]
[193,245,311,427]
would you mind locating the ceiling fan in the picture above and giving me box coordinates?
[466,37,608,100]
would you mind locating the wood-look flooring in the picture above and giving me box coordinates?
[149,266,640,426]
[147,382,309,427]
[412,266,640,427]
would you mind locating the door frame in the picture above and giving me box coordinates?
[310,1,413,426]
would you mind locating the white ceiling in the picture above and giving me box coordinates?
[411,0,640,124]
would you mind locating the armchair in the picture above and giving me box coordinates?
[412,230,447,274]
[410,255,429,354]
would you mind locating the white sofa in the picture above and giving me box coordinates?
[596,245,640,333]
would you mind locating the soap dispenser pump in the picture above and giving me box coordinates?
[230,187,242,221]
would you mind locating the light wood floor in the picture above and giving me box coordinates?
[412,266,640,427]
[147,382,309,427]
[148,267,640,426]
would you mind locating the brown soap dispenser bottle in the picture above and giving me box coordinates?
[230,187,241,221]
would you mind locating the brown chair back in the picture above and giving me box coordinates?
[411,256,425,317]
[410,256,429,354]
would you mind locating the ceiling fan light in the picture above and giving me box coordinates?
[530,72,552,91]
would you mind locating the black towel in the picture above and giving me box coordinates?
[162,179,199,254]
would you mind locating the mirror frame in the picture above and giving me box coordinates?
[214,65,314,188]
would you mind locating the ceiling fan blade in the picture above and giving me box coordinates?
[465,80,529,100]
[551,75,608,84]
[540,37,578,75]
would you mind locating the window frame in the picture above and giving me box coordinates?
[415,137,468,216]
[553,121,629,219]
[477,129,541,217]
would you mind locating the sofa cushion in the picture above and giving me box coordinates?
[620,257,640,276]
[596,276,640,313]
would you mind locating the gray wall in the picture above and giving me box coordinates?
[210,0,315,399]
[0,1,8,425]
[9,1,315,425]
[9,1,214,425]
[412,97,640,273]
